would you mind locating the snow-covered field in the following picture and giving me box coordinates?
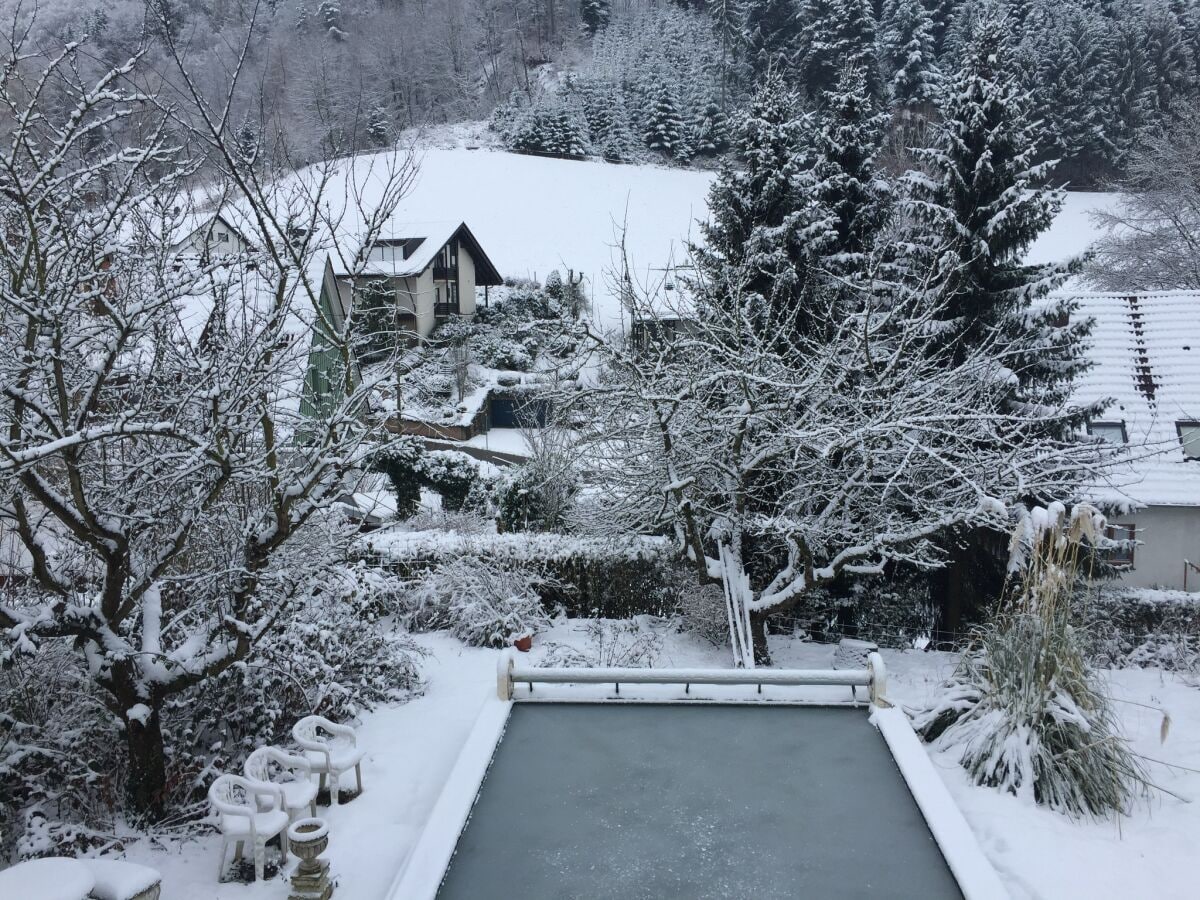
[377,145,1118,329]
[121,624,1198,900]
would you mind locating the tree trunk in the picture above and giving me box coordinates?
[750,611,771,666]
[125,706,168,821]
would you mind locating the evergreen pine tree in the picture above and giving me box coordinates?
[744,0,804,78]
[693,100,732,156]
[924,0,962,57]
[797,0,880,98]
[1142,0,1196,119]
[1020,2,1120,185]
[797,0,844,95]
[366,105,392,147]
[808,67,893,274]
[904,13,1092,414]
[708,0,746,105]
[581,0,611,36]
[234,118,260,169]
[880,0,942,113]
[644,85,687,157]
[692,74,819,331]
[837,0,882,98]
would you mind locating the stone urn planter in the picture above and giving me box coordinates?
[288,817,333,900]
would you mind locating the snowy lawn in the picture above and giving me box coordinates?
[120,623,1197,899]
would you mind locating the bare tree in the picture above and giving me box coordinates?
[1088,111,1200,291]
[575,257,1110,664]
[0,12,414,817]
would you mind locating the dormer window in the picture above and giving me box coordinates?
[1177,421,1200,459]
[1087,421,1127,444]
[369,238,424,264]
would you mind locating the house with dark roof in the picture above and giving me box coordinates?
[335,221,503,350]
[1070,291,1200,591]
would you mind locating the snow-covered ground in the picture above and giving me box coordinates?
[120,623,1198,900]
[377,143,1117,330]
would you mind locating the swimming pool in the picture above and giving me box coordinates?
[389,653,1007,900]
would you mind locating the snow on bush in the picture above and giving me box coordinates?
[401,555,554,647]
[677,578,729,647]
[0,567,423,859]
[914,505,1150,818]
[540,617,668,668]
[1079,588,1200,674]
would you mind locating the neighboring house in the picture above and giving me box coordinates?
[1070,291,1200,591]
[336,221,503,351]
[168,211,250,260]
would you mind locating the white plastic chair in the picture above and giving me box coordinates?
[244,745,318,821]
[292,715,365,807]
[208,774,290,882]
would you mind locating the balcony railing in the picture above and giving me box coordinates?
[432,265,453,281]
[434,303,460,318]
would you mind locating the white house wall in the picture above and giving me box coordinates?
[414,268,436,336]
[1114,505,1200,591]
[459,242,477,317]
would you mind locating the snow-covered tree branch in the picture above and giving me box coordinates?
[0,24,414,817]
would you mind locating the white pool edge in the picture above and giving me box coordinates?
[385,696,513,900]
[871,705,1010,900]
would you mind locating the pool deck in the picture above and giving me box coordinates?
[436,703,963,899]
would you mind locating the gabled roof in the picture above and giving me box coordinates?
[1067,291,1200,507]
[342,220,503,284]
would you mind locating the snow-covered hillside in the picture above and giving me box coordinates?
[390,148,712,330]
[385,147,1116,328]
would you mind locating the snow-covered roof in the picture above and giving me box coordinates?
[1068,291,1200,507]
[342,219,502,283]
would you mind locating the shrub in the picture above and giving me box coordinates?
[401,555,554,647]
[359,530,683,618]
[420,450,480,512]
[372,441,483,518]
[540,618,668,668]
[0,566,423,859]
[372,438,424,518]
[1077,587,1200,672]
[914,505,1150,818]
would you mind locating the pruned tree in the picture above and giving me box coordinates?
[0,11,415,818]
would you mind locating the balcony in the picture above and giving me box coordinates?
[434,303,461,319]
[432,265,454,281]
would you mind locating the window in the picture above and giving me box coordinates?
[368,239,422,265]
[216,230,229,244]
[1087,421,1127,444]
[1178,421,1200,459]
[1105,524,1136,568]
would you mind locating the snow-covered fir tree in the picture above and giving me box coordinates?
[796,0,846,96]
[880,0,942,114]
[644,84,689,158]
[744,0,804,77]
[808,67,892,276]
[692,74,819,332]
[1019,0,1120,183]
[581,0,611,35]
[904,14,1094,422]
[692,99,732,156]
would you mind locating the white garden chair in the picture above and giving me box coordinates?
[208,774,290,882]
[244,745,318,821]
[292,715,365,807]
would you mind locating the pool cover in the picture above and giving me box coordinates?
[437,703,962,899]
